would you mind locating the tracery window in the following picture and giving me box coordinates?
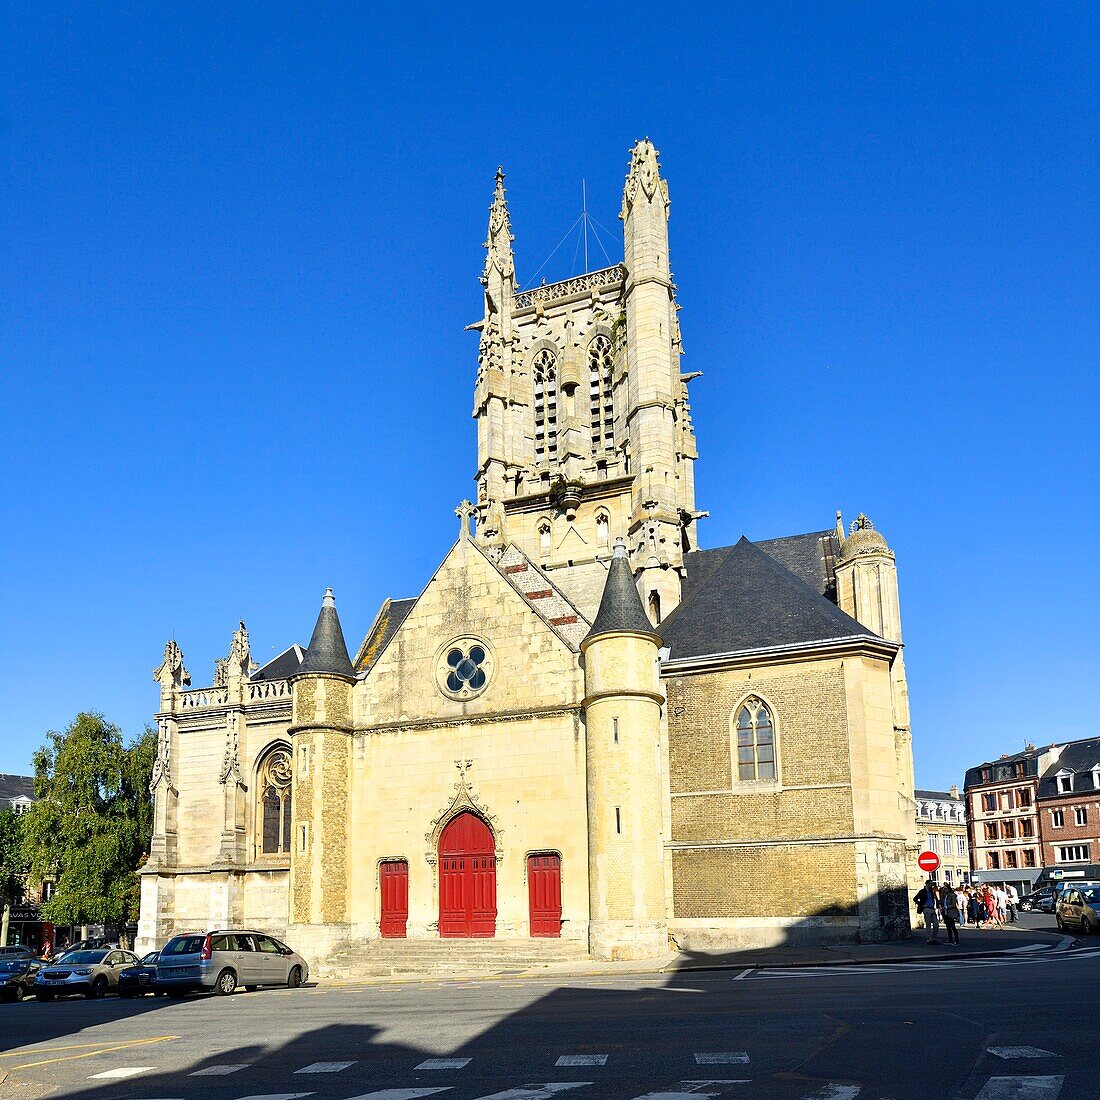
[595,512,610,549]
[734,698,776,782]
[538,520,551,557]
[588,334,614,453]
[257,746,293,856]
[533,348,559,465]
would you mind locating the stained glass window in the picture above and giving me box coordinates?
[257,747,292,855]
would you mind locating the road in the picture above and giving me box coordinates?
[1,923,1092,1100]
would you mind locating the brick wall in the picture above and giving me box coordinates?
[1040,794,1100,866]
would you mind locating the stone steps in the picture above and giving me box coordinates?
[323,937,590,978]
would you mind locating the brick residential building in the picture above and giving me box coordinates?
[915,787,969,884]
[963,746,1061,893]
[1037,737,1100,875]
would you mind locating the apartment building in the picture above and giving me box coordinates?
[1037,737,1100,873]
[915,786,969,883]
[963,745,1060,893]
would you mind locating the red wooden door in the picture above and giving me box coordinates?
[527,853,562,937]
[379,860,408,938]
[438,812,497,937]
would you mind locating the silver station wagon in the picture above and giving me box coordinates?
[155,930,309,996]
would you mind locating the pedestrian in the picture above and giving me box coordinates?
[1005,883,1019,923]
[993,885,1008,926]
[982,885,999,928]
[941,883,962,945]
[956,886,968,926]
[915,880,941,944]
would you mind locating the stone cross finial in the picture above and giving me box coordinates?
[850,513,874,534]
[455,500,475,540]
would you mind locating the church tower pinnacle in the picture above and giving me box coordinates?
[469,142,699,622]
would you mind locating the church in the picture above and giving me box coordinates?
[137,140,919,969]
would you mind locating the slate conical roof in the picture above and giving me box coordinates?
[584,540,661,644]
[298,588,355,679]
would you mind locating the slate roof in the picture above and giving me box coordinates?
[251,644,304,682]
[963,748,1044,789]
[298,590,355,678]
[0,774,34,804]
[660,536,878,662]
[1038,737,1100,800]
[915,788,963,803]
[355,597,417,674]
[755,531,839,597]
[585,544,660,643]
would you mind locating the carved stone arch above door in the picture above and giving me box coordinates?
[424,761,504,868]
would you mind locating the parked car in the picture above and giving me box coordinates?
[1018,888,1053,912]
[155,930,309,997]
[1056,884,1100,934]
[118,951,161,998]
[34,948,141,1000]
[0,946,43,1002]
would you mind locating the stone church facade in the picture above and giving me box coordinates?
[137,141,919,968]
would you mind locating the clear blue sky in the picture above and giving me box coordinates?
[1,5,1097,790]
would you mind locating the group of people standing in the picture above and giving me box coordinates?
[913,880,1019,945]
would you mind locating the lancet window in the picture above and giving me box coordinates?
[734,698,776,783]
[257,745,293,856]
[533,348,559,465]
[588,334,615,453]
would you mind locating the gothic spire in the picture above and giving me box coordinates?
[482,165,515,287]
[621,137,669,221]
[298,588,355,679]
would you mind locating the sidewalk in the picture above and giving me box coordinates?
[664,923,1072,972]
[327,924,1072,986]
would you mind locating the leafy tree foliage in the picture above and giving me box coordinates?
[22,713,156,926]
[0,806,28,907]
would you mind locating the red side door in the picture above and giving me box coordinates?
[379,860,409,938]
[438,812,497,937]
[528,853,562,937]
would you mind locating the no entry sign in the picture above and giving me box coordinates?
[918,850,940,873]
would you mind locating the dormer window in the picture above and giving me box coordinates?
[1056,770,1073,794]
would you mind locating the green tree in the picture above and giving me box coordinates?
[22,713,156,928]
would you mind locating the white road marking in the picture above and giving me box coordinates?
[800,1087,861,1099]
[234,1095,314,1100]
[694,1053,750,1064]
[343,1091,453,1100]
[190,1064,252,1076]
[733,968,753,980]
[469,1086,590,1100]
[415,1058,472,1070]
[88,1068,155,1080]
[631,1083,749,1099]
[988,1048,1058,1059]
[974,1077,1064,1100]
[295,1061,357,1074]
[555,1055,608,1066]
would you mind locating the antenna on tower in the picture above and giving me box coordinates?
[582,179,589,274]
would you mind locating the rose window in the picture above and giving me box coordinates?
[437,636,494,700]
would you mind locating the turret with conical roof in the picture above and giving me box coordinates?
[581,539,667,960]
[298,588,355,679]
[289,589,355,933]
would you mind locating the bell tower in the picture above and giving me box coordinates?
[469,141,700,620]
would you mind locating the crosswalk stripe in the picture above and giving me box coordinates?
[694,1053,749,1065]
[295,1062,356,1074]
[799,1087,861,1099]
[555,1055,608,1066]
[988,1048,1058,1059]
[974,1077,1064,1099]
[190,1065,252,1076]
[88,1068,155,1080]
[631,1084,748,1099]
[415,1058,472,1070]
[234,1095,314,1100]
[468,1085,590,1100]
[342,1091,452,1100]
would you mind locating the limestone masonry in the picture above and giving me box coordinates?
[138,141,921,969]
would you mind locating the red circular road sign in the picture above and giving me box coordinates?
[917,850,941,873]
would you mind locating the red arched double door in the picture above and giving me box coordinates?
[438,812,497,937]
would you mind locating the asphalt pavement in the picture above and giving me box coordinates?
[0,912,1091,1100]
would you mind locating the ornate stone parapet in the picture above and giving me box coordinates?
[513,266,625,310]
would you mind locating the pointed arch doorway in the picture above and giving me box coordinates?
[438,811,497,937]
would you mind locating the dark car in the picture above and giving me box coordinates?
[0,946,43,1003]
[1018,888,1053,912]
[118,951,160,998]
